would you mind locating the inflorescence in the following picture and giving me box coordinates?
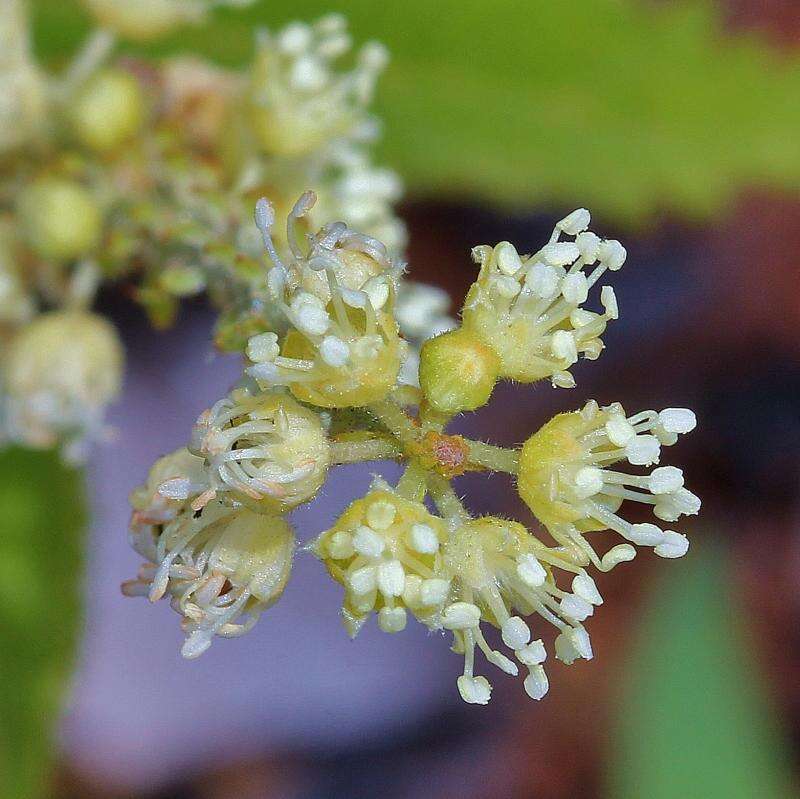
[124,199,699,705]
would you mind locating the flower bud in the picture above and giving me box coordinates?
[419,328,499,414]
[4,310,123,458]
[70,69,145,152]
[17,178,102,261]
[123,498,295,659]
[517,400,696,570]
[191,389,330,513]
[313,479,448,637]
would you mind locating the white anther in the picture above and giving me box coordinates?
[649,466,684,494]
[326,531,354,559]
[363,277,390,310]
[555,627,593,664]
[601,544,636,570]
[517,553,547,587]
[340,287,368,308]
[561,272,589,305]
[599,239,626,270]
[457,675,492,705]
[377,559,405,596]
[551,371,577,389]
[490,274,521,298]
[525,262,561,299]
[319,335,350,367]
[551,330,578,364]
[441,601,482,630]
[246,332,280,363]
[605,414,635,446]
[541,242,580,266]
[420,578,450,606]
[277,22,312,54]
[560,593,594,622]
[501,616,531,650]
[658,408,697,434]
[600,285,618,319]
[352,525,385,558]
[627,523,666,546]
[626,434,661,466]
[570,308,598,328]
[495,241,523,275]
[246,361,282,385]
[524,666,550,700]
[293,294,330,336]
[654,530,690,559]
[365,500,396,530]
[378,606,407,633]
[572,573,603,605]
[401,575,422,607]
[517,639,547,666]
[575,231,601,263]
[348,564,377,595]
[557,208,591,236]
[289,55,329,92]
[654,488,701,521]
[408,523,439,554]
[254,197,275,233]
[574,466,604,498]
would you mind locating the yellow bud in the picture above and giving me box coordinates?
[18,178,102,261]
[517,411,590,529]
[419,328,499,414]
[5,310,123,450]
[71,69,145,152]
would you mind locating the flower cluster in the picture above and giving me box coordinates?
[125,198,699,705]
[0,3,414,460]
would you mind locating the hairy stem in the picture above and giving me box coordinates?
[366,399,419,449]
[427,474,469,523]
[466,440,520,474]
[395,460,428,502]
[330,438,401,464]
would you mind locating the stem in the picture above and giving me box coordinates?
[395,460,427,502]
[466,440,520,474]
[366,399,419,449]
[57,28,116,98]
[427,474,469,523]
[330,438,400,464]
[390,385,422,407]
[419,401,452,433]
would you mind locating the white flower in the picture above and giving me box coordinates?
[519,400,698,571]
[462,210,625,387]
[249,15,388,156]
[3,310,123,462]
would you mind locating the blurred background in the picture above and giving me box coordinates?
[3,0,800,797]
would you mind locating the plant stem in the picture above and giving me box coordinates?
[330,438,400,464]
[427,473,469,523]
[395,460,428,502]
[465,440,519,474]
[57,29,116,98]
[366,399,419,449]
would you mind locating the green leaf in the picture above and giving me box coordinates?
[0,448,86,799]
[607,543,794,799]
[32,0,800,224]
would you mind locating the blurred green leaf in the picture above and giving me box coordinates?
[0,448,86,799]
[33,0,800,224]
[607,543,794,799]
